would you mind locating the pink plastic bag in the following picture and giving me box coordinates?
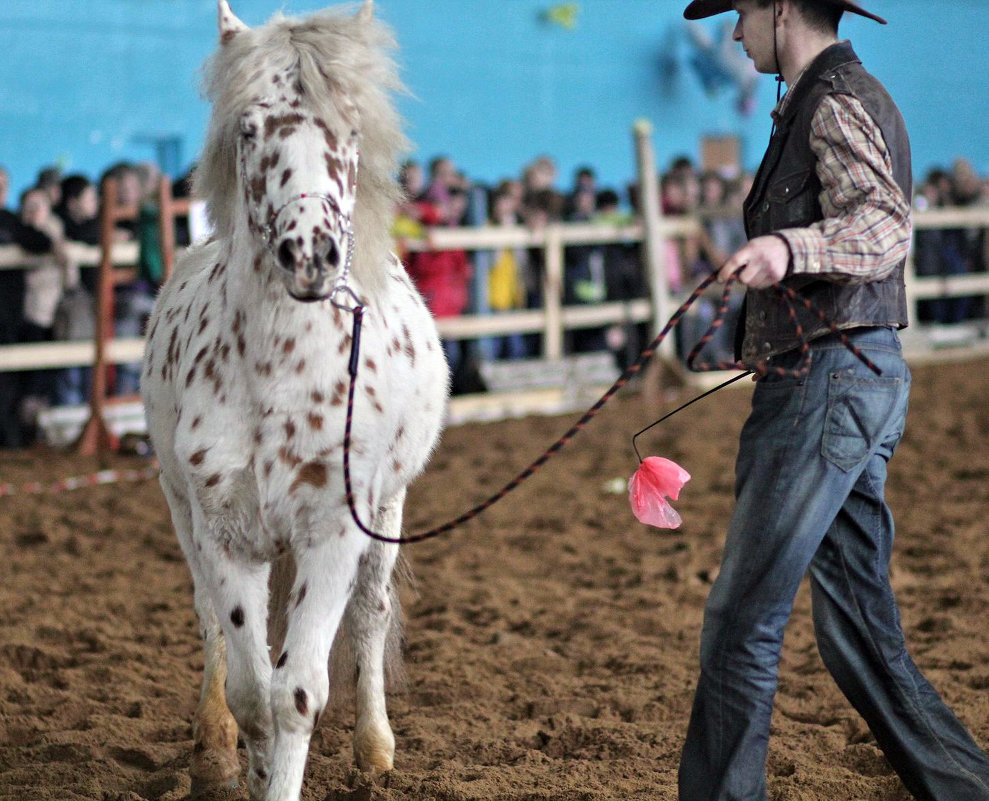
[628,456,691,529]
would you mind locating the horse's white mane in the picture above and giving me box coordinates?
[195,4,408,287]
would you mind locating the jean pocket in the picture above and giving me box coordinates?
[821,370,902,472]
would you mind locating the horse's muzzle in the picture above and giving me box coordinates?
[276,235,341,301]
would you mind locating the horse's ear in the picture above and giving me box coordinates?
[218,0,248,44]
[356,0,373,24]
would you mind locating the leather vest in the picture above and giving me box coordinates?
[739,41,912,363]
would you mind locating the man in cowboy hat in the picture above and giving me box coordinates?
[676,1,989,799]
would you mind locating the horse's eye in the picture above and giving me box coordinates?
[240,117,259,141]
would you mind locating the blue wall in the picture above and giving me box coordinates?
[2,1,987,200]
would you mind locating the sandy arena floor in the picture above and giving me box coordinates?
[1,355,988,800]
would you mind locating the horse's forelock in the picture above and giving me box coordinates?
[195,6,408,293]
[195,26,261,239]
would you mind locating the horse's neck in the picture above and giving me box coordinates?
[222,239,277,308]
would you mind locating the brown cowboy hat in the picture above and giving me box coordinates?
[683,0,887,25]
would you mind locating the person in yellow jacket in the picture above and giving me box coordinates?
[487,183,532,359]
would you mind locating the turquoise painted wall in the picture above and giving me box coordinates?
[1,1,986,200]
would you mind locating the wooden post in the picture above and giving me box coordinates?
[76,177,121,456]
[633,119,683,392]
[157,176,192,283]
[542,224,564,360]
[158,176,177,283]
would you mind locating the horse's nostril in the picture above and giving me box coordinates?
[277,240,297,271]
[326,240,340,268]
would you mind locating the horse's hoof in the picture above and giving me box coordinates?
[346,765,392,791]
[190,709,241,795]
[357,755,394,779]
[354,718,395,777]
[190,755,241,799]
[354,750,394,779]
[189,776,240,800]
[354,739,394,778]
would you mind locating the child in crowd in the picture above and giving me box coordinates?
[392,159,426,258]
[486,181,531,360]
[56,173,100,246]
[35,165,62,209]
[114,161,162,395]
[17,186,80,437]
[404,158,473,389]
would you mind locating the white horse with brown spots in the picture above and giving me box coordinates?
[141,3,448,798]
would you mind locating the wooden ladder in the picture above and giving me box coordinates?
[76,176,191,456]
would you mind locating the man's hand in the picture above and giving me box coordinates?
[717,234,792,289]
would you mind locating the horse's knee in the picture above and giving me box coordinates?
[271,664,328,737]
[224,676,272,746]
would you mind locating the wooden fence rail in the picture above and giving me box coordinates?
[1,209,987,369]
[1,190,987,450]
[2,209,988,363]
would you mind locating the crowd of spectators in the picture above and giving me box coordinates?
[0,160,181,447]
[912,158,989,324]
[393,152,754,389]
[1,151,988,445]
[393,151,989,384]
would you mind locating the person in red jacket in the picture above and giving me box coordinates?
[404,157,472,386]
[405,188,471,318]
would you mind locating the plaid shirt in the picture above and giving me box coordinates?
[772,83,912,283]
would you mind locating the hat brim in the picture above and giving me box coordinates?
[683,0,731,20]
[683,0,887,25]
[683,0,732,20]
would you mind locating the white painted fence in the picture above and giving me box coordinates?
[1,208,987,375]
[0,241,144,370]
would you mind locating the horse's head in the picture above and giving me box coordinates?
[198,1,406,300]
[237,96,359,302]
[219,0,368,302]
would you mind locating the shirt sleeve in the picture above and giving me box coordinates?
[774,92,912,283]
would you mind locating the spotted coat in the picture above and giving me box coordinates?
[140,3,448,799]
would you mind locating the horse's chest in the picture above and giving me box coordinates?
[161,272,446,552]
[187,402,410,556]
[177,349,405,517]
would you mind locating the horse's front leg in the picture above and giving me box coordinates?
[159,478,240,792]
[345,492,403,776]
[267,533,365,801]
[195,516,274,799]
[191,602,241,792]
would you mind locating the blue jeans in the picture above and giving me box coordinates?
[679,327,989,800]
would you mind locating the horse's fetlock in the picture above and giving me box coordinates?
[354,715,395,776]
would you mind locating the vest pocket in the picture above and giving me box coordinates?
[768,168,817,228]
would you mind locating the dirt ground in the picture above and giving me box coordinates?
[1,355,988,801]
